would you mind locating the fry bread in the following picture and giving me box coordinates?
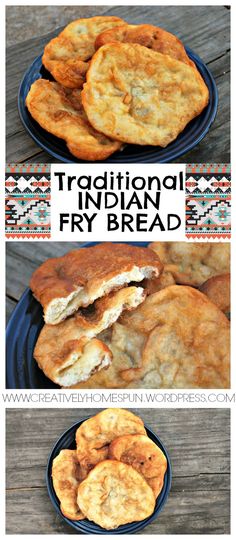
[109,434,167,497]
[82,43,209,146]
[142,270,176,295]
[52,449,84,520]
[42,16,126,88]
[199,273,230,314]
[26,79,121,161]
[36,336,112,388]
[65,281,230,389]
[117,286,230,388]
[65,322,145,389]
[34,287,145,387]
[76,408,146,473]
[66,343,132,389]
[77,460,155,529]
[149,242,230,286]
[95,24,194,67]
[30,243,162,324]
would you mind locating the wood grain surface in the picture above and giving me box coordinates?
[6,5,230,163]
[5,408,230,534]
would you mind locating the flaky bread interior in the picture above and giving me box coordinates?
[55,338,111,387]
[45,266,154,325]
[34,286,146,386]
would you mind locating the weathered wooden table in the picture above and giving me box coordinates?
[6,5,230,163]
[6,408,230,534]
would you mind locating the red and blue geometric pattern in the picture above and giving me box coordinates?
[5,164,51,239]
[185,164,231,239]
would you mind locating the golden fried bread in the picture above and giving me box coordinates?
[117,286,230,388]
[52,449,84,520]
[95,24,194,67]
[34,287,145,387]
[149,242,230,286]
[66,322,145,389]
[25,80,121,161]
[76,408,146,473]
[30,243,162,324]
[77,460,155,529]
[65,280,230,389]
[42,16,126,88]
[67,343,132,389]
[199,273,230,314]
[142,270,176,295]
[82,43,209,146]
[36,336,112,388]
[109,434,167,497]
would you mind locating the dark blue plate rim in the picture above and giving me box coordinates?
[46,417,172,534]
[18,46,218,164]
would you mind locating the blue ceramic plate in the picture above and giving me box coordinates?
[18,48,218,163]
[46,417,172,534]
[6,242,148,389]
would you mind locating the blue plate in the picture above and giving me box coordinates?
[18,48,218,163]
[46,417,172,534]
[6,241,149,389]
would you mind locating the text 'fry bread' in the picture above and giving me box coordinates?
[77,460,155,529]
[149,242,230,286]
[82,43,209,146]
[76,408,146,473]
[26,79,121,161]
[52,449,84,520]
[118,286,230,388]
[95,24,194,68]
[109,434,167,498]
[42,16,126,88]
[30,243,162,324]
[34,286,145,387]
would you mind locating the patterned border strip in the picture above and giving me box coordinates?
[5,163,51,239]
[185,163,231,239]
[186,163,231,175]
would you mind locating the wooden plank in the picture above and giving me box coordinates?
[6,5,112,47]
[6,5,230,163]
[176,68,230,163]
[6,297,17,323]
[6,408,230,534]
[5,487,230,534]
[6,408,230,486]
[104,5,230,62]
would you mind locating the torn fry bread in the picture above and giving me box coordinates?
[142,270,176,295]
[34,286,146,386]
[30,243,162,325]
[65,341,133,389]
[52,449,84,520]
[42,16,126,89]
[26,80,122,161]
